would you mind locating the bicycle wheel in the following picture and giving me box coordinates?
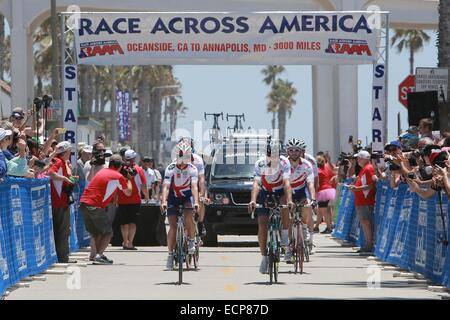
[297,224,304,274]
[177,225,184,284]
[273,245,279,283]
[268,251,274,285]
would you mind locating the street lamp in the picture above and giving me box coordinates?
[148,84,181,161]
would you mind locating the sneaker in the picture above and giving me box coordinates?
[198,222,207,237]
[93,256,111,265]
[89,256,95,262]
[357,247,373,254]
[321,228,333,234]
[101,255,113,264]
[259,256,268,274]
[166,254,174,270]
[284,249,292,263]
[188,240,196,254]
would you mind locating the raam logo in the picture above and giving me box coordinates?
[79,40,124,58]
[325,39,372,56]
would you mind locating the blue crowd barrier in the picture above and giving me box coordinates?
[0,177,91,296]
[333,180,450,289]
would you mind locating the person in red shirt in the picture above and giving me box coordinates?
[80,154,133,265]
[48,141,76,263]
[117,150,149,250]
[315,155,337,234]
[348,150,377,253]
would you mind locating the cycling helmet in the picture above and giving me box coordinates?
[175,141,192,163]
[178,137,196,154]
[286,138,303,150]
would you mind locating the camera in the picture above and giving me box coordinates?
[91,150,106,166]
[371,152,383,160]
[384,156,401,171]
[407,172,416,180]
[63,184,75,205]
[120,163,138,178]
[33,97,43,112]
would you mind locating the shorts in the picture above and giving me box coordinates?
[80,203,113,237]
[292,188,307,202]
[117,204,141,225]
[256,189,285,216]
[355,205,374,222]
[167,193,193,217]
[317,188,336,207]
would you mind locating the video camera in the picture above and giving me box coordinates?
[120,162,138,178]
[33,95,52,113]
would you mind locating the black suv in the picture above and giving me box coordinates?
[203,136,268,246]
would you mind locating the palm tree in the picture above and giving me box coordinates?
[0,14,4,80]
[268,79,297,143]
[261,65,285,129]
[391,29,431,75]
[438,0,450,97]
[165,96,187,134]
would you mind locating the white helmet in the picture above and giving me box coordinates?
[175,141,192,163]
[286,138,306,150]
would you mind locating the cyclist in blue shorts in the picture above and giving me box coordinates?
[160,141,200,270]
[248,140,294,274]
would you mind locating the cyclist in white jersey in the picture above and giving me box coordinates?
[248,140,294,274]
[161,141,200,270]
[284,138,317,261]
[178,138,210,237]
[297,139,318,253]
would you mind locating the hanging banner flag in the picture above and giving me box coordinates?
[63,65,79,168]
[371,64,386,153]
[74,11,378,65]
[116,90,125,143]
[123,90,132,142]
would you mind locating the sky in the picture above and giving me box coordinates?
[172,29,438,156]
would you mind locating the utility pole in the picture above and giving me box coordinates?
[51,0,59,99]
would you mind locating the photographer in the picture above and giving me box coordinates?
[407,147,450,199]
[80,154,133,265]
[84,141,108,184]
[117,150,149,250]
[0,128,28,178]
[48,141,76,263]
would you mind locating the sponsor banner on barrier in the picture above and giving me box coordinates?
[74,12,377,65]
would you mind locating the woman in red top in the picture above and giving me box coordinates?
[314,155,337,233]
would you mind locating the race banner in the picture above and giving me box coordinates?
[63,65,79,168]
[116,90,124,143]
[124,90,132,142]
[371,64,386,153]
[74,12,378,65]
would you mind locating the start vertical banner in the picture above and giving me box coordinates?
[372,64,386,153]
[63,65,79,168]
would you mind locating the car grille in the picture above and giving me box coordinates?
[230,192,251,205]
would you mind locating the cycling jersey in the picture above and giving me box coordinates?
[289,157,314,191]
[164,162,198,198]
[304,153,318,177]
[254,155,291,193]
[192,153,205,175]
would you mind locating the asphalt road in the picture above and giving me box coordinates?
[5,230,445,300]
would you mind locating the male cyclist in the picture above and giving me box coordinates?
[160,141,200,270]
[297,139,319,253]
[248,140,294,274]
[178,137,210,237]
[284,138,316,262]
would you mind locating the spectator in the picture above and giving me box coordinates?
[147,158,162,200]
[79,154,133,264]
[9,107,26,130]
[0,128,9,179]
[418,118,435,140]
[314,155,336,233]
[141,156,156,199]
[0,128,28,177]
[117,150,149,250]
[77,145,92,182]
[48,141,75,263]
[347,150,376,253]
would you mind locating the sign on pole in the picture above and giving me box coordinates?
[63,65,78,168]
[415,67,448,103]
[372,64,386,153]
[398,75,415,108]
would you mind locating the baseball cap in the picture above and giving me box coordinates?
[82,145,93,153]
[55,141,72,154]
[109,154,123,166]
[0,128,12,141]
[384,140,402,150]
[407,126,419,134]
[142,156,153,162]
[125,149,137,160]
[355,150,371,160]
[429,148,446,165]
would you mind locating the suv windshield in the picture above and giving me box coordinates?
[211,163,254,179]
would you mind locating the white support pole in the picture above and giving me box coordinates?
[384,13,390,143]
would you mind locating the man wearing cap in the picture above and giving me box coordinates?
[141,156,156,198]
[9,107,26,130]
[80,154,133,264]
[48,141,76,263]
[77,145,92,182]
[0,128,28,178]
[117,149,149,250]
[347,150,377,253]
